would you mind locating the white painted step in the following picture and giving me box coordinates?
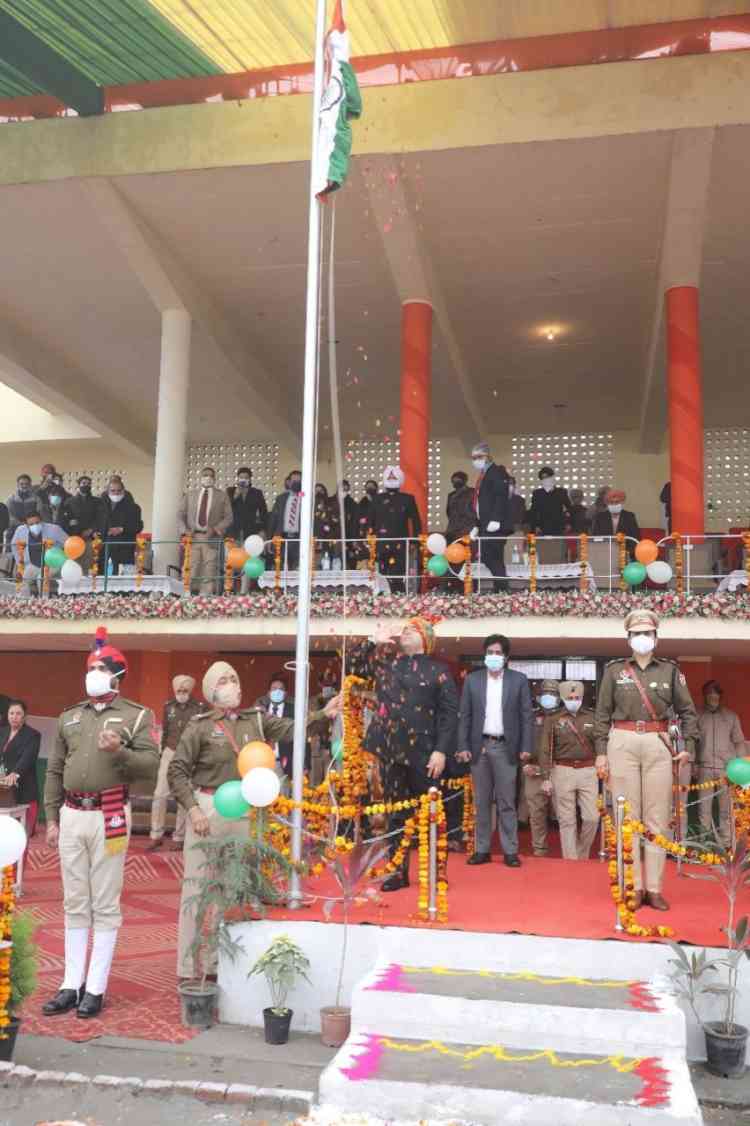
[319,1031,703,1126]
[352,962,686,1057]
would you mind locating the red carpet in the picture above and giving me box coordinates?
[16,831,736,1044]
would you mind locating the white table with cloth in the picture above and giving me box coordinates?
[460,561,597,591]
[259,569,391,595]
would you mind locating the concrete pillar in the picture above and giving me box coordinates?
[666,286,704,534]
[151,308,191,572]
[399,299,433,526]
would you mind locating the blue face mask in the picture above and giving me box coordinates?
[484,654,505,672]
[564,699,582,714]
[269,688,285,705]
[539,694,558,710]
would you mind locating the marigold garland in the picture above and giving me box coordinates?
[579,533,589,593]
[181,533,192,593]
[0,865,15,1038]
[417,790,448,923]
[733,785,750,840]
[462,535,473,596]
[673,533,684,597]
[42,539,52,597]
[13,543,24,593]
[600,806,671,938]
[341,675,369,805]
[90,533,102,591]
[527,533,537,594]
[616,533,627,591]
[272,535,283,591]
[135,533,148,590]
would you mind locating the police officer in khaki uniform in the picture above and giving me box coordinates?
[42,628,158,1019]
[594,609,697,911]
[520,680,561,857]
[542,681,599,861]
[148,674,202,851]
[169,660,341,979]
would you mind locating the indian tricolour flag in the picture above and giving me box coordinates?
[313,0,363,200]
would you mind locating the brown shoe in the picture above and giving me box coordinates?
[631,891,644,911]
[166,839,184,851]
[646,892,670,912]
[146,839,163,852]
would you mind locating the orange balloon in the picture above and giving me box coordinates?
[634,539,659,565]
[237,741,275,776]
[445,541,468,564]
[64,535,86,560]
[226,546,249,570]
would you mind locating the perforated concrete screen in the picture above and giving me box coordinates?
[345,438,442,527]
[704,429,750,529]
[511,433,614,504]
[186,444,279,498]
[61,469,124,494]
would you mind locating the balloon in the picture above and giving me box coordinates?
[635,539,659,566]
[244,534,265,558]
[44,546,66,571]
[726,758,750,789]
[243,557,265,579]
[64,535,86,560]
[0,815,27,868]
[646,560,673,585]
[213,780,250,820]
[237,740,275,776]
[427,555,449,577]
[226,546,249,570]
[60,559,83,584]
[445,541,468,565]
[331,738,343,763]
[622,562,647,586]
[426,533,447,556]
[240,766,281,808]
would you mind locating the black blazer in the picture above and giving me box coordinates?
[458,668,534,763]
[475,462,511,532]
[592,509,641,551]
[363,646,458,766]
[255,694,295,774]
[0,723,41,804]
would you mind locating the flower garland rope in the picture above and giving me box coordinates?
[527,533,537,594]
[744,533,750,587]
[181,533,192,594]
[419,533,429,594]
[579,533,589,594]
[273,535,283,592]
[223,538,234,595]
[462,535,473,596]
[0,865,14,1039]
[90,533,102,592]
[42,538,52,598]
[14,542,24,593]
[616,533,627,591]
[673,533,684,596]
[135,533,147,590]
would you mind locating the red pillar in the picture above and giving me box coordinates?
[399,300,433,526]
[666,286,704,534]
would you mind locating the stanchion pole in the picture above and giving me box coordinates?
[615,795,626,933]
[730,785,737,853]
[598,779,608,861]
[428,788,438,921]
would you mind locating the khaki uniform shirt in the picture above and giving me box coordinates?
[168,705,327,812]
[593,657,699,759]
[528,706,563,776]
[697,707,747,773]
[161,697,203,750]
[541,708,596,772]
[45,696,159,823]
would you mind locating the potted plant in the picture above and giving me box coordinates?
[0,912,38,1062]
[667,835,750,1078]
[180,832,294,1029]
[248,933,311,1045]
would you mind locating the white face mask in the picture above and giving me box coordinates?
[508,485,515,497]
[630,634,656,656]
[564,699,582,714]
[86,668,115,698]
[608,504,623,514]
[28,524,42,536]
[542,478,555,492]
[472,458,487,471]
[175,690,190,703]
[215,682,241,710]
[109,492,123,504]
[201,477,215,488]
[539,694,558,710]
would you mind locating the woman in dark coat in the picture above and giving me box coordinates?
[0,699,41,835]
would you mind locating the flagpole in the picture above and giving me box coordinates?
[288,0,328,908]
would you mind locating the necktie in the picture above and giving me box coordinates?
[289,494,299,531]
[197,488,209,529]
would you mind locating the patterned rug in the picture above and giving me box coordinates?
[18,837,197,1043]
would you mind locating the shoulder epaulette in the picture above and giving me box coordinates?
[190,710,213,722]
[604,658,625,667]
[62,699,87,713]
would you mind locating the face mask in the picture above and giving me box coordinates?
[50,494,62,507]
[78,484,91,495]
[608,504,623,514]
[316,491,326,500]
[321,686,336,699]
[539,694,558,710]
[269,688,286,704]
[629,634,656,656]
[472,458,487,471]
[564,699,582,714]
[451,480,464,491]
[290,480,302,493]
[28,524,42,536]
[175,691,190,703]
[215,682,241,710]
[17,484,30,495]
[508,485,515,497]
[237,478,250,488]
[201,477,215,488]
[86,668,115,698]
[484,653,505,672]
[366,487,377,498]
[705,699,720,712]
[109,493,123,504]
[542,478,555,492]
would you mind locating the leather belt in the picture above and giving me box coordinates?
[554,759,595,770]
[483,734,505,741]
[613,720,668,734]
[64,788,130,811]
[197,786,217,794]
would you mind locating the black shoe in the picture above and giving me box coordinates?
[42,988,82,1016]
[504,854,521,868]
[76,992,104,1019]
[467,852,491,866]
[382,872,409,892]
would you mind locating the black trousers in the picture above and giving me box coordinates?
[480,534,506,590]
[382,756,434,862]
[378,542,409,594]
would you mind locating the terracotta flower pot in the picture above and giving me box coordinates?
[320,1005,351,1047]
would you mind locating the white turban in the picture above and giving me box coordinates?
[173,674,196,695]
[383,465,404,490]
[202,661,237,704]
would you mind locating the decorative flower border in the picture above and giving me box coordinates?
[0,589,749,623]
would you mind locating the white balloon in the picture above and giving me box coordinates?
[646,560,673,584]
[426,533,447,556]
[240,766,281,808]
[60,559,83,584]
[244,534,265,559]
[0,815,27,868]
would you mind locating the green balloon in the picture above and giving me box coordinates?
[622,561,647,586]
[726,757,750,788]
[214,780,249,820]
[427,554,449,576]
[243,557,265,579]
[331,738,343,762]
[44,546,66,571]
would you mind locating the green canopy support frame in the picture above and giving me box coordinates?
[0,9,103,114]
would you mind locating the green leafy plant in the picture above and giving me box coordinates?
[248,934,311,1015]
[667,835,750,1035]
[9,912,38,1015]
[183,832,295,989]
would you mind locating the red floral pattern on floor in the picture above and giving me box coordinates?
[19,837,196,1043]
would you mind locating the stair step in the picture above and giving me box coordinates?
[353,962,684,1056]
[319,1032,702,1125]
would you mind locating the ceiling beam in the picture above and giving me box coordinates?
[639,128,715,452]
[0,10,103,117]
[81,177,300,449]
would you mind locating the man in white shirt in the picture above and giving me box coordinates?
[11,512,66,596]
[254,674,294,781]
